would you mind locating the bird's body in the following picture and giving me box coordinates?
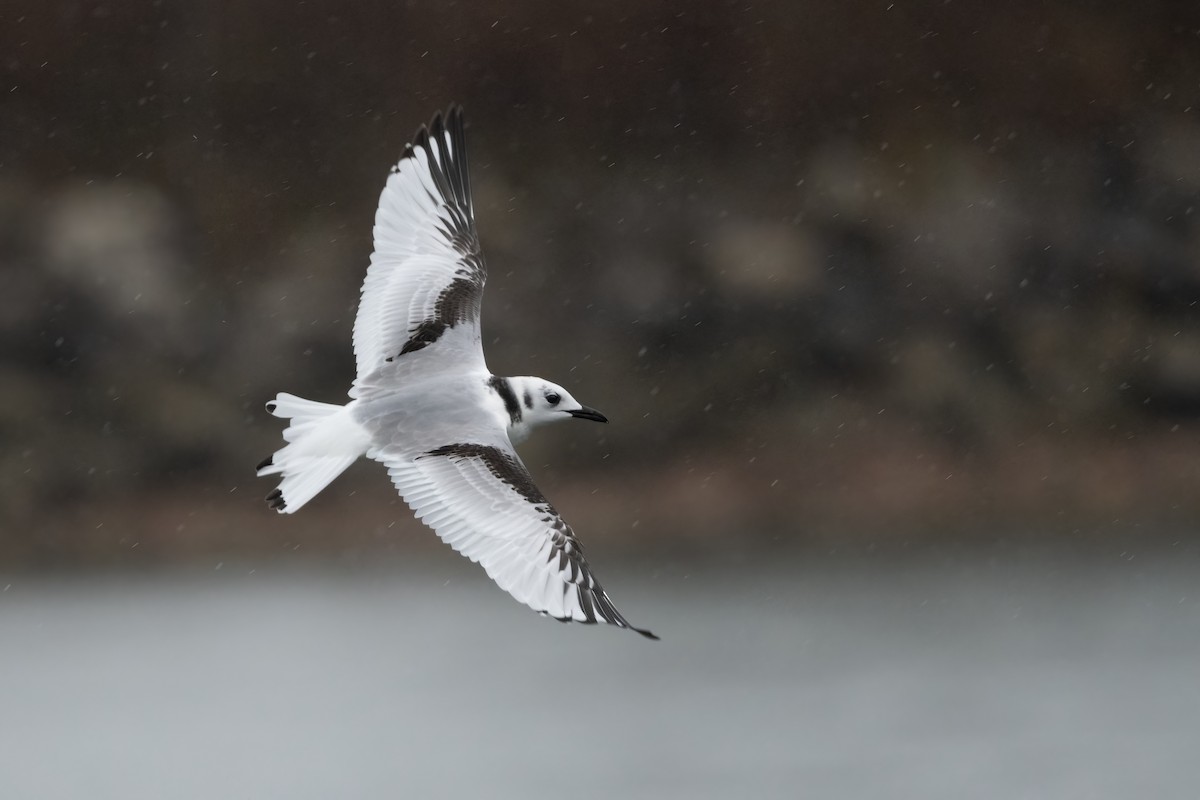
[257,106,655,638]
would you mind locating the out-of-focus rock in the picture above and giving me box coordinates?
[38,181,200,357]
[705,220,821,300]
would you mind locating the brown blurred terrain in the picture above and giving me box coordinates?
[3,1,1200,566]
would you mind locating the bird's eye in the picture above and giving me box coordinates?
[546,392,561,406]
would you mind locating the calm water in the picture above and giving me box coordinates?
[1,551,1197,799]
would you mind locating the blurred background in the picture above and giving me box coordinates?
[2,2,1198,798]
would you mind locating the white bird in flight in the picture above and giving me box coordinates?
[257,105,656,639]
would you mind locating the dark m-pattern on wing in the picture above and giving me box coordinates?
[424,442,546,506]
[435,273,483,325]
[396,320,447,357]
[388,105,487,361]
[393,273,484,357]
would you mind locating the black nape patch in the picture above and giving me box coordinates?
[487,376,522,424]
[424,443,546,506]
[266,488,286,511]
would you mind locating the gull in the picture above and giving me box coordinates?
[257,105,656,639]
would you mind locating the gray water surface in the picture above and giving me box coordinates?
[1,554,1196,799]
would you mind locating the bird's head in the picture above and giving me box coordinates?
[504,376,608,441]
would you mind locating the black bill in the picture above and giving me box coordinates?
[568,406,608,423]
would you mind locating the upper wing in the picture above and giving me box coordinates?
[352,106,487,395]
[375,438,657,639]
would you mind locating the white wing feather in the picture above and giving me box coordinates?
[352,106,486,393]
[375,439,657,638]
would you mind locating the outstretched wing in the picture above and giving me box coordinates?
[352,105,487,395]
[374,439,657,639]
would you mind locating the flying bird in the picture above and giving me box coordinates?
[257,106,656,639]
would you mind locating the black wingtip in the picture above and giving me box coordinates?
[407,106,463,155]
[255,455,273,471]
[265,488,286,511]
[265,401,277,414]
[581,620,660,641]
[402,121,433,168]
[446,103,463,126]
[633,626,660,641]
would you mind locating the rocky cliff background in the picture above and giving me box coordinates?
[3,1,1199,566]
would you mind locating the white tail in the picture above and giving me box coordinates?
[256,393,371,514]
